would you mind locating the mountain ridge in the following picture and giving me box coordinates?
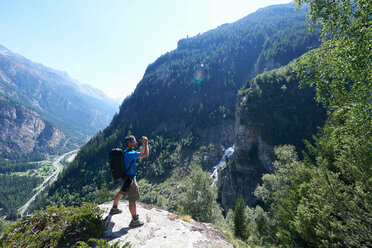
[0,43,120,157]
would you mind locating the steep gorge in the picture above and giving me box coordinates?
[218,62,325,210]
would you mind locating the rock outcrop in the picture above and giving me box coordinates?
[217,95,275,211]
[99,201,233,248]
[0,95,65,156]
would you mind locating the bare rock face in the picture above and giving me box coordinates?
[217,94,275,211]
[99,201,233,248]
[233,97,275,174]
[45,128,65,148]
[196,121,236,169]
[0,96,64,156]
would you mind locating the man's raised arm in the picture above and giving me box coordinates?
[138,136,149,159]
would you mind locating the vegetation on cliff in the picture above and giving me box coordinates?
[0,203,106,247]
[233,0,372,247]
[238,60,325,154]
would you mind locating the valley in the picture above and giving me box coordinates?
[0,149,78,220]
[0,42,119,221]
[18,149,78,217]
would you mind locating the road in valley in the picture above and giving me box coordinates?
[19,150,78,217]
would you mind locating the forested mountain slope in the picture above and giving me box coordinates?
[36,3,322,209]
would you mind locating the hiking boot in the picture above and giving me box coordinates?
[129,214,144,228]
[129,219,144,228]
[109,207,122,215]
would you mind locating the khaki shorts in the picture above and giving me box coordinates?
[119,178,140,202]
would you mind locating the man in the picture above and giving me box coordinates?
[109,135,149,228]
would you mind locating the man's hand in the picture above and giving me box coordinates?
[141,136,148,144]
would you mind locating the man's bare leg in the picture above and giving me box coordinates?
[113,192,122,207]
[109,192,123,215]
[129,201,136,216]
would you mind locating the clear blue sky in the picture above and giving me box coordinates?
[0,0,292,99]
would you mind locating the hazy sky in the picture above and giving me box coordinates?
[0,0,292,99]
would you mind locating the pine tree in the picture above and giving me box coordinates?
[233,196,249,240]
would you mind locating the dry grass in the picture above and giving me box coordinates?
[169,213,177,221]
[181,215,192,222]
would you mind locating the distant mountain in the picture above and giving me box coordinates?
[0,44,119,158]
[112,97,124,106]
[35,3,322,210]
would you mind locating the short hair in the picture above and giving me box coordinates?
[124,135,135,147]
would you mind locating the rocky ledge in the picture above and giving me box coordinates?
[99,201,233,248]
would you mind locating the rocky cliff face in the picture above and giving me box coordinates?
[217,95,275,211]
[196,121,236,170]
[0,95,64,157]
[217,63,326,211]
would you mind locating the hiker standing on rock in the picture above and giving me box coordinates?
[110,135,149,228]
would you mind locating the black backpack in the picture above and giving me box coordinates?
[109,148,124,180]
[109,148,134,180]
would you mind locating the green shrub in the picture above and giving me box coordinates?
[74,238,131,248]
[0,203,105,247]
[177,168,224,224]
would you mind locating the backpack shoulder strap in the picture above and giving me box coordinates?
[123,149,135,174]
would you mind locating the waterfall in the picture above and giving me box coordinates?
[211,145,234,184]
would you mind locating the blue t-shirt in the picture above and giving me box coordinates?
[123,150,141,176]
